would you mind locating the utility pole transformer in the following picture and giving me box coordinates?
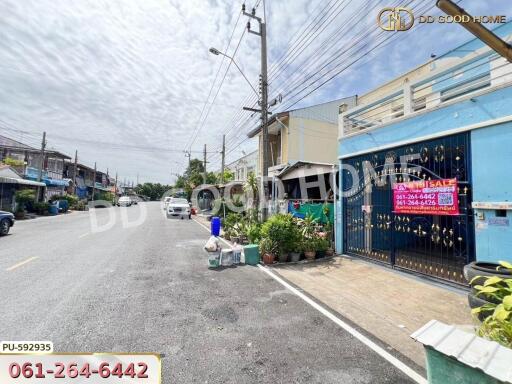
[220,134,226,184]
[203,144,207,185]
[243,2,269,220]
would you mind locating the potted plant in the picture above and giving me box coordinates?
[289,243,302,262]
[259,237,277,265]
[261,213,295,263]
[303,237,317,261]
[316,237,329,258]
[14,189,35,219]
[245,223,261,245]
[326,243,335,257]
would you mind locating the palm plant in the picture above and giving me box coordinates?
[243,172,259,211]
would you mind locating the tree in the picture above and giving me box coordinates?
[217,169,234,184]
[134,183,172,201]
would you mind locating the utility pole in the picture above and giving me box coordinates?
[203,144,207,185]
[92,162,96,201]
[220,134,226,184]
[184,150,191,169]
[37,132,46,182]
[37,131,46,202]
[73,150,78,195]
[115,172,118,197]
[243,2,269,220]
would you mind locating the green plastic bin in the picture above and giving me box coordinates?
[243,244,260,265]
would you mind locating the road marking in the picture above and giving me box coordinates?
[78,233,89,238]
[6,257,39,272]
[192,218,426,383]
[258,265,427,384]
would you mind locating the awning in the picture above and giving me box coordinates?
[0,176,46,187]
[44,178,70,187]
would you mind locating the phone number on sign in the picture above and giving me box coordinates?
[0,354,160,383]
[9,362,148,379]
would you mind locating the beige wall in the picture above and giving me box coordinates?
[287,117,338,164]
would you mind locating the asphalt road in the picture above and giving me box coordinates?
[0,202,417,383]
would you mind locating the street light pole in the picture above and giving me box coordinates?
[208,48,260,97]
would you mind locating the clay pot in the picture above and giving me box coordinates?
[262,253,275,265]
[326,248,334,256]
[304,250,316,260]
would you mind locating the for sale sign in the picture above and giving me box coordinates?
[393,178,459,216]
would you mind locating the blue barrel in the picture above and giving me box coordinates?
[48,204,58,216]
[211,216,221,236]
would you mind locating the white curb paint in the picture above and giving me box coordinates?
[6,257,39,271]
[192,218,426,383]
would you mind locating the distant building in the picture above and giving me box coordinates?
[0,134,70,198]
[226,150,258,181]
[247,97,356,177]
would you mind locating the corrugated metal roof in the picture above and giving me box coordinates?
[0,134,36,150]
[411,320,512,383]
[289,96,356,124]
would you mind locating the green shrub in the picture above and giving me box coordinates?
[32,201,49,215]
[15,189,36,212]
[245,223,261,244]
[316,237,330,252]
[259,237,277,256]
[53,194,79,208]
[261,214,297,256]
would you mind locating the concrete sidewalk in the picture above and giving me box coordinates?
[271,256,474,368]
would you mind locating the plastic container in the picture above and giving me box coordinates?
[211,216,221,236]
[232,245,242,264]
[207,251,221,268]
[48,204,59,216]
[243,244,260,266]
[220,249,233,267]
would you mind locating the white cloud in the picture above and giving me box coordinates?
[0,0,510,182]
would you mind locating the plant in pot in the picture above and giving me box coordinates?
[245,223,261,245]
[14,189,36,219]
[259,237,277,265]
[289,242,302,263]
[261,213,295,263]
[302,237,317,261]
[316,237,330,258]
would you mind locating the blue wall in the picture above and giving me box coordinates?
[471,123,512,263]
[340,86,512,157]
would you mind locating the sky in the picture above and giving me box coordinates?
[0,0,511,184]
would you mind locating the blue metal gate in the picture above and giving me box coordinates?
[342,133,474,284]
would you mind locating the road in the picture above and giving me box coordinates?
[0,202,417,383]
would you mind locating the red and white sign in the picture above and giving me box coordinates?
[393,178,459,216]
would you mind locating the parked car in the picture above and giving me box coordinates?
[0,211,15,235]
[167,198,191,219]
[117,196,132,207]
[163,196,172,210]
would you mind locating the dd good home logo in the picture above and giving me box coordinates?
[377,7,414,31]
